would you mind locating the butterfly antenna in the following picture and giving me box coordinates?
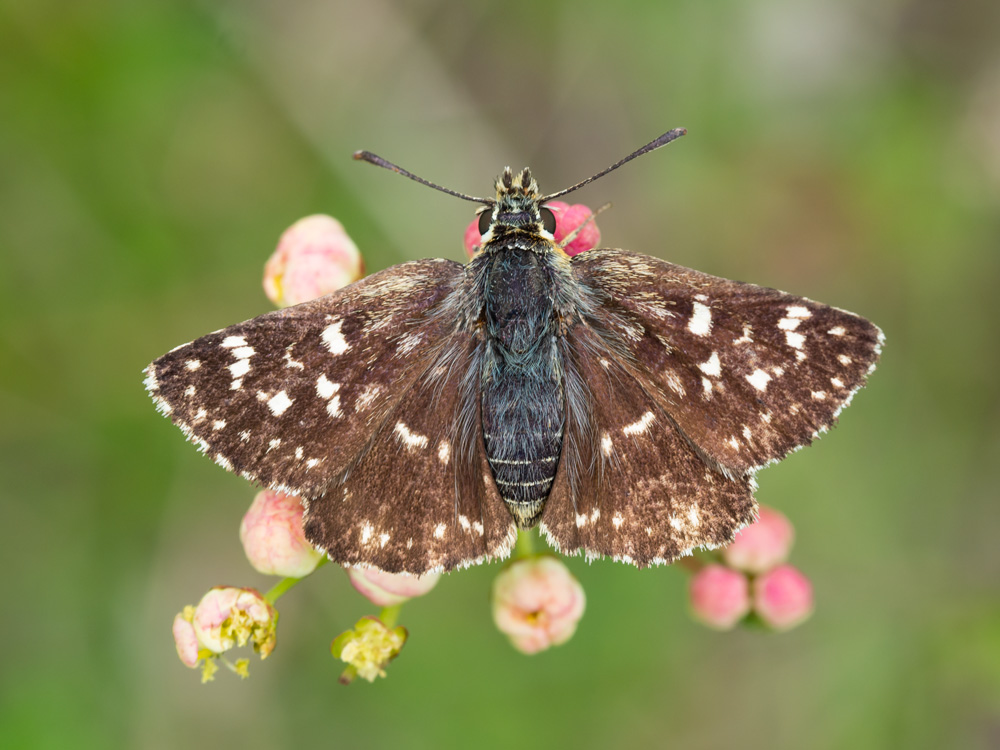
[353,150,493,204]
[541,127,687,202]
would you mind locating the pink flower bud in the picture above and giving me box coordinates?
[689,564,751,630]
[263,215,364,307]
[347,567,441,607]
[492,556,586,654]
[462,202,601,258]
[172,607,201,668]
[192,586,277,658]
[722,506,795,574]
[240,490,323,578]
[546,201,601,256]
[753,564,814,631]
[463,216,483,257]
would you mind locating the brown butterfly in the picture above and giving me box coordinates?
[145,129,883,574]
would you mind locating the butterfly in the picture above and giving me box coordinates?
[144,128,883,575]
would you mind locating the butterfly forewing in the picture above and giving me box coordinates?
[144,259,465,497]
[541,324,756,565]
[303,333,517,574]
[572,250,883,475]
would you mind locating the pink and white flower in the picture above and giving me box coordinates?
[347,567,441,607]
[753,564,814,631]
[240,490,323,578]
[688,563,751,630]
[192,586,277,658]
[723,506,795,574]
[492,556,586,654]
[172,607,201,668]
[263,214,364,307]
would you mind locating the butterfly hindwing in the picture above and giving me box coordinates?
[572,249,883,475]
[540,324,756,565]
[303,332,517,574]
[144,259,465,497]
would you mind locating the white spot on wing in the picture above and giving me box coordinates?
[612,513,624,529]
[787,305,811,318]
[785,331,806,349]
[601,432,613,457]
[321,319,350,355]
[438,440,451,464]
[267,390,293,416]
[316,374,339,399]
[326,396,342,418]
[361,523,373,544]
[229,359,251,378]
[433,523,446,539]
[221,336,246,348]
[746,369,771,391]
[829,326,846,336]
[623,411,654,435]
[688,301,712,336]
[394,422,429,450]
[698,351,721,377]
[185,360,201,371]
[702,377,713,397]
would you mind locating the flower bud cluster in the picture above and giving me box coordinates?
[688,506,813,631]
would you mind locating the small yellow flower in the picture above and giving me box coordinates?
[332,617,407,682]
[234,659,250,679]
[200,658,218,684]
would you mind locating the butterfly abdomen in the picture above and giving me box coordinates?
[481,246,564,527]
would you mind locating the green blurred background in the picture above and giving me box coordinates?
[2,0,999,747]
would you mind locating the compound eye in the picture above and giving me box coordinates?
[540,206,556,234]
[478,208,492,236]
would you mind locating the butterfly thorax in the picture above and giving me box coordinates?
[476,167,567,528]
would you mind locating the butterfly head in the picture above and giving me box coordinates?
[476,167,556,243]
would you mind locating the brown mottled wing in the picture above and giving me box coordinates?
[540,324,756,565]
[303,334,517,574]
[144,259,465,497]
[572,250,883,475]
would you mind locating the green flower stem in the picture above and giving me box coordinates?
[264,557,329,604]
[379,604,402,628]
[339,664,358,685]
[516,528,535,558]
